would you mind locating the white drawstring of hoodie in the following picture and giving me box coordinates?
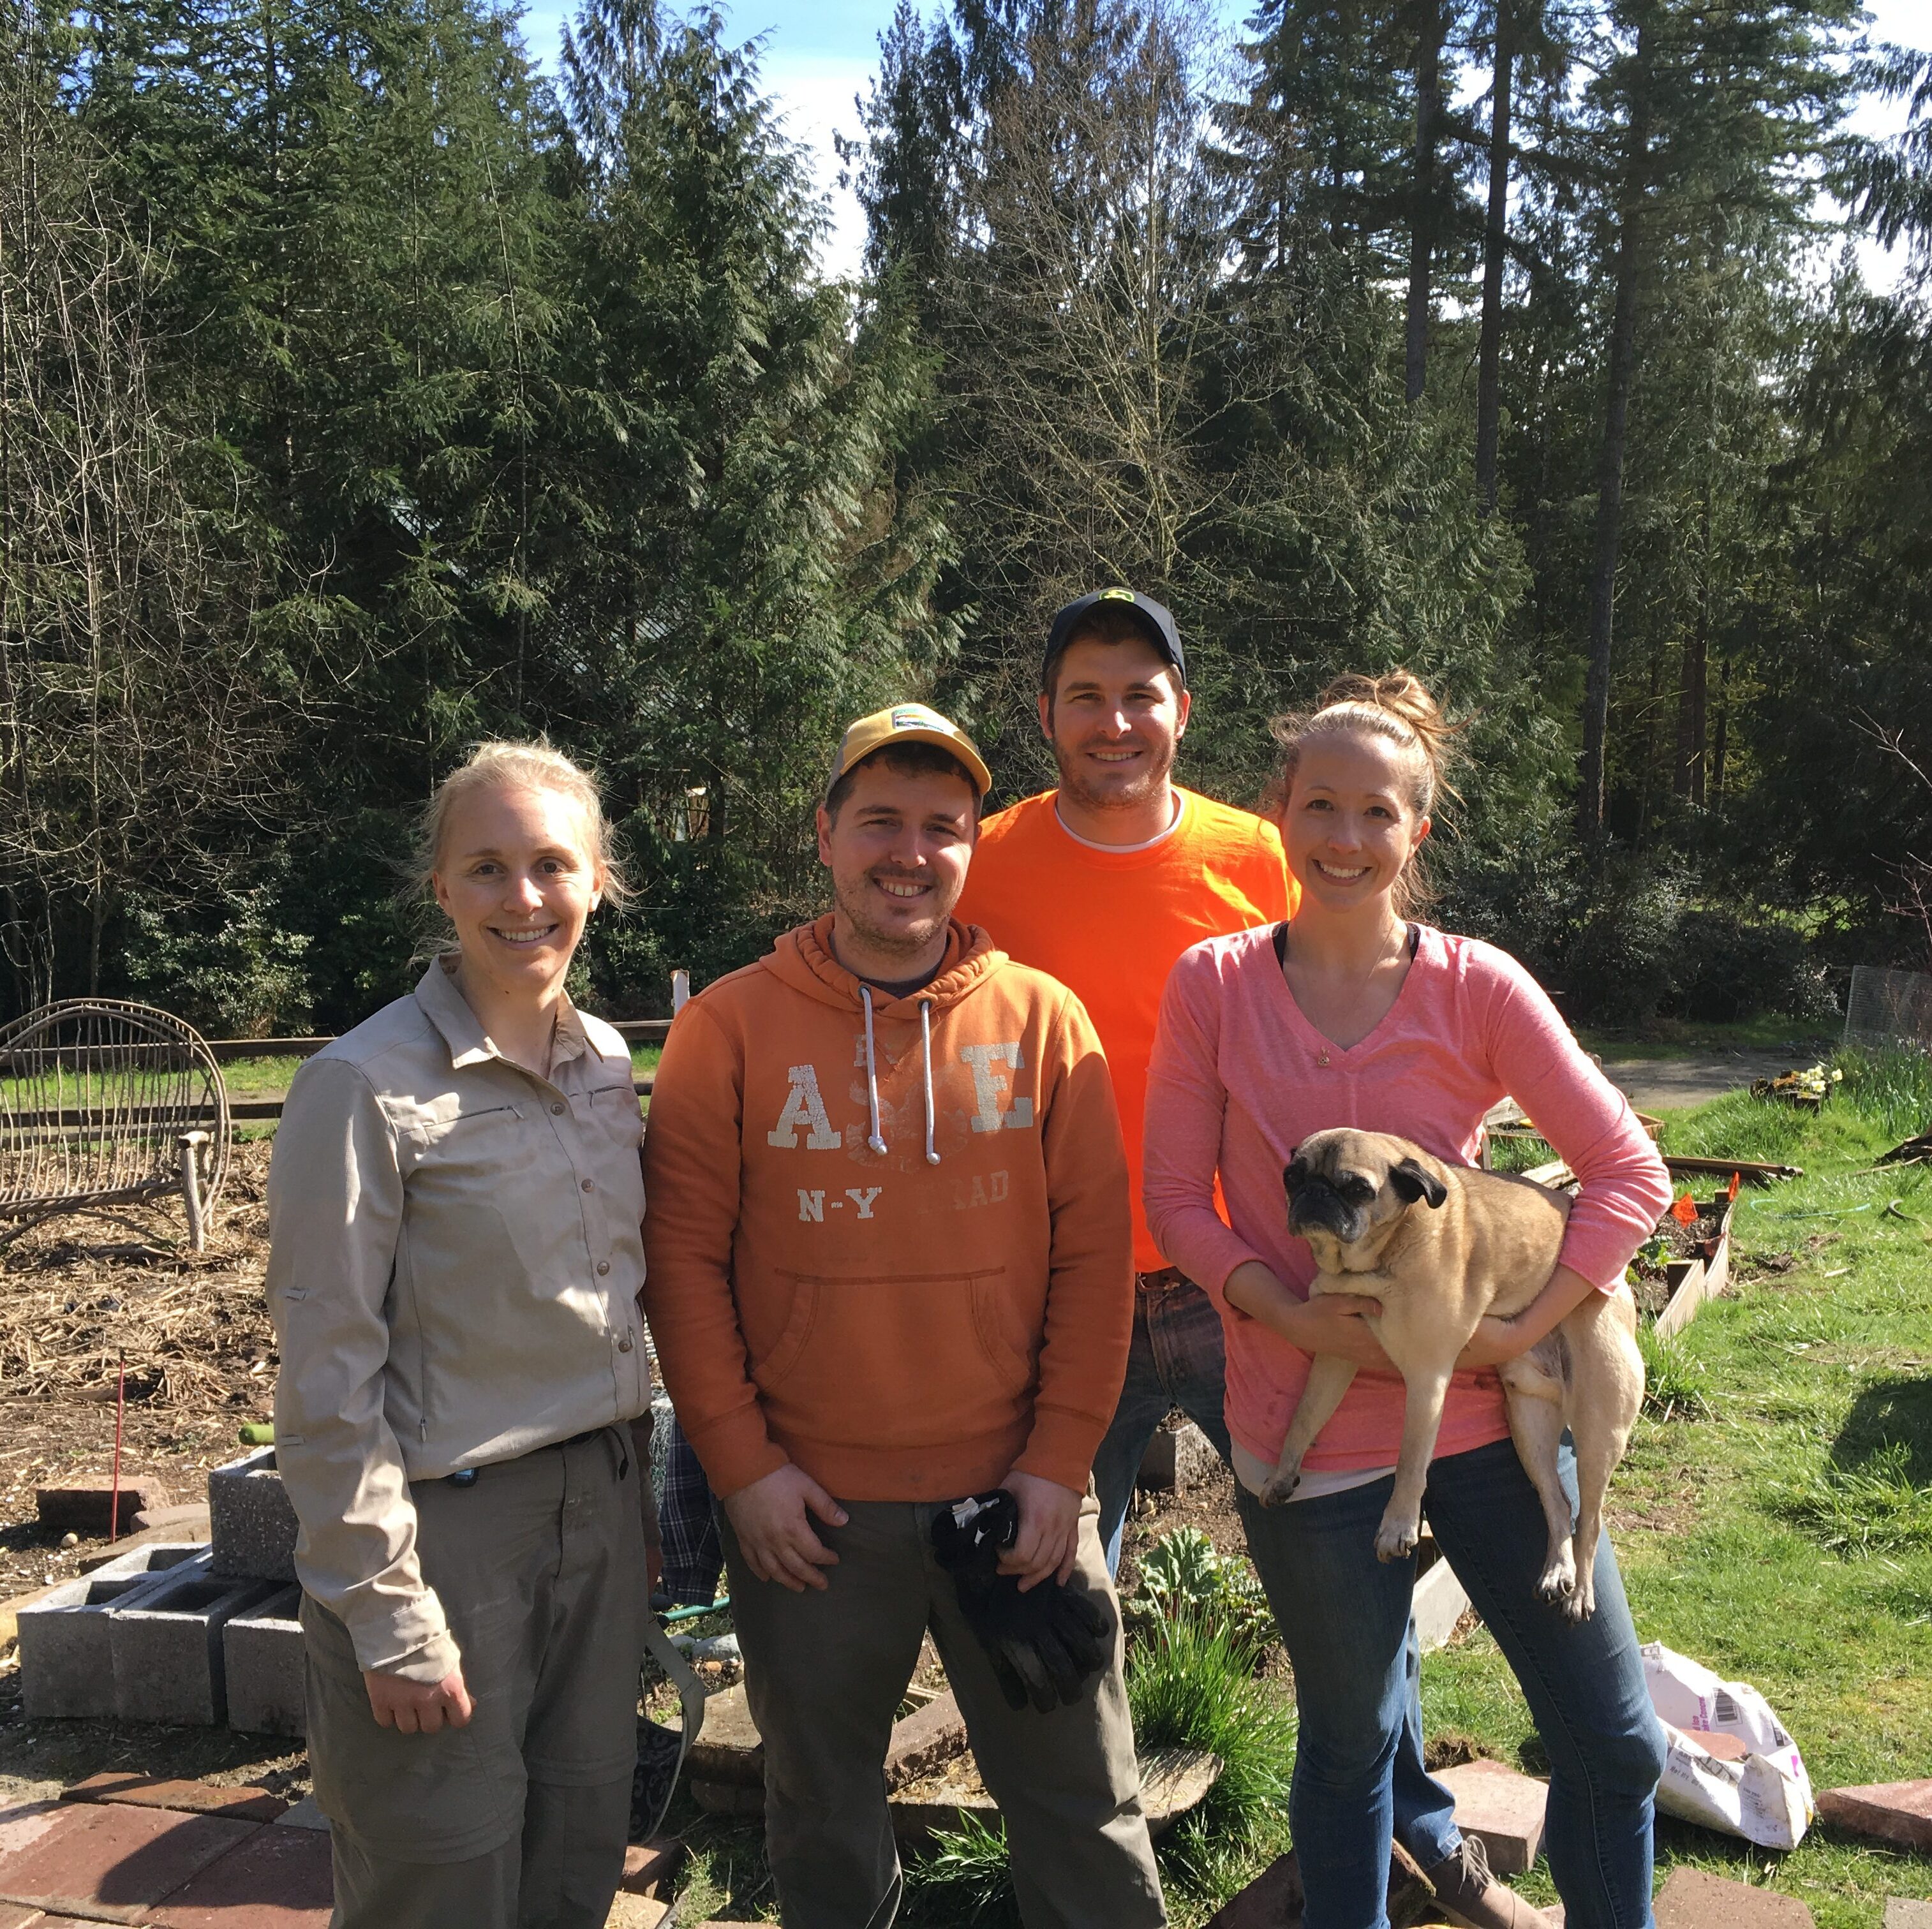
[859,983,942,1165]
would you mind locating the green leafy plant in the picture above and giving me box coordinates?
[1126,1527,1274,1660]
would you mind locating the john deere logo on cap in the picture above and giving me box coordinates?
[1098,586,1137,603]
[890,705,942,731]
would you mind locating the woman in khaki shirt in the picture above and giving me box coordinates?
[267,742,651,1929]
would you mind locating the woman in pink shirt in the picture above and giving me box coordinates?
[1145,672,1671,1929]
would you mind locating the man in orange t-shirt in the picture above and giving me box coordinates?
[953,588,1295,1572]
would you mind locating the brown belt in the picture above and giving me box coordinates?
[1134,1266,1187,1294]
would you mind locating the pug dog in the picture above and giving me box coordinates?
[1262,1127,1644,1621]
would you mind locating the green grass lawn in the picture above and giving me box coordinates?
[224,1043,661,1103]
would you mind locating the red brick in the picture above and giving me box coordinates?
[1203,1846,1434,1926]
[1653,1868,1814,1927]
[1817,1780,1932,1852]
[143,1824,333,1929]
[1436,1758,1548,1877]
[620,1838,684,1897]
[0,1805,256,1923]
[36,1482,171,1537]
[0,1903,43,1928]
[62,1778,288,1824]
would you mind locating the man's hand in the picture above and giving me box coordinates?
[723,1463,848,1592]
[997,1469,1081,1591]
[363,1666,473,1734]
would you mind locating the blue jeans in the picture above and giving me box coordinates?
[1092,1276,1461,1888]
[1090,1274,1235,1576]
[1238,1437,1667,1929]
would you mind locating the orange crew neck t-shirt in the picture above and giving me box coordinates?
[955,786,1296,1271]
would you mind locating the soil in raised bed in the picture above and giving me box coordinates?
[1627,1204,1727,1317]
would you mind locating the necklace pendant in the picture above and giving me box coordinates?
[1317,1049,1332,1067]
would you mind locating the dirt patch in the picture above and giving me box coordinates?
[0,1145,274,1602]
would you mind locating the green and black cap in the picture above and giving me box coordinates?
[1041,587,1185,690]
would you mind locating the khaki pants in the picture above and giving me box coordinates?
[303,1428,648,1929]
[725,1491,1166,1929]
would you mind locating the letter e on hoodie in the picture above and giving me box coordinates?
[641,914,1133,1503]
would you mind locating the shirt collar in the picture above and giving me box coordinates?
[413,955,600,1072]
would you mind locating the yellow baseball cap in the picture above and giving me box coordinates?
[827,702,992,801]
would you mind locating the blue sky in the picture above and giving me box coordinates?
[516,0,1928,284]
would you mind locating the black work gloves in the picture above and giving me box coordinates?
[929,1489,1116,1714]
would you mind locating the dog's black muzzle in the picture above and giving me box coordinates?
[1284,1172,1367,1245]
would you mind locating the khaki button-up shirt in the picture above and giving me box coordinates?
[267,959,649,1680]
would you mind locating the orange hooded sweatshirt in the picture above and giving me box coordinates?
[641,915,1133,1503]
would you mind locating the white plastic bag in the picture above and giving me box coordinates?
[1640,1642,1813,1850]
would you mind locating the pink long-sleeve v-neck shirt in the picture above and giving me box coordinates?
[1143,923,1672,1475]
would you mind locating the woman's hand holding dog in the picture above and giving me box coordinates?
[1224,1261,1390,1366]
[1455,1262,1599,1370]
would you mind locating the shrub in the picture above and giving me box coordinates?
[1674,910,1838,1024]
[1559,860,1691,1026]
[124,884,313,1036]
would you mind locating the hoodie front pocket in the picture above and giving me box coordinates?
[752,1268,1035,1450]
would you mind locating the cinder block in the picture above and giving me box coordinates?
[272,1795,329,1832]
[1436,1757,1547,1875]
[110,1559,279,1726]
[15,1544,204,1718]
[1653,1866,1813,1926]
[1885,1902,1932,1929]
[1412,1534,1473,1654]
[209,1449,300,1582]
[1136,1421,1219,1493]
[224,1585,306,1737]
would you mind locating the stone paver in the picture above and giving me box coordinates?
[604,1896,669,1928]
[683,1685,762,1787]
[144,1822,332,1928]
[1817,1780,1932,1852]
[1437,1759,1547,1876]
[1653,1868,1813,1926]
[268,1798,327,1833]
[1885,1902,1932,1928]
[0,1903,42,1928]
[61,1777,286,1824]
[0,1802,257,1922]
[619,1839,683,1897]
[884,1692,966,1791]
[1201,1845,1438,1927]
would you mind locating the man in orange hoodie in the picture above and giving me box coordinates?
[643,704,1164,1929]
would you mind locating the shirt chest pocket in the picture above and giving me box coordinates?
[586,1081,644,1153]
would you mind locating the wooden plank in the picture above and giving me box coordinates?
[202,1017,671,1063]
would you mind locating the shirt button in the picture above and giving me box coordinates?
[618,1336,634,1352]
[581,1178,593,1192]
[551,1102,565,1116]
[596,1260,611,1276]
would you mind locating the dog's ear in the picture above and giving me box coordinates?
[1388,1157,1448,1209]
[1284,1151,1310,1192]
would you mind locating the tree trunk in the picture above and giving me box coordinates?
[1475,0,1513,507]
[1405,0,1445,404]
[1579,27,1652,843]
[1711,653,1730,802]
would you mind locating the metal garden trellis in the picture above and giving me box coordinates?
[0,1000,231,1250]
